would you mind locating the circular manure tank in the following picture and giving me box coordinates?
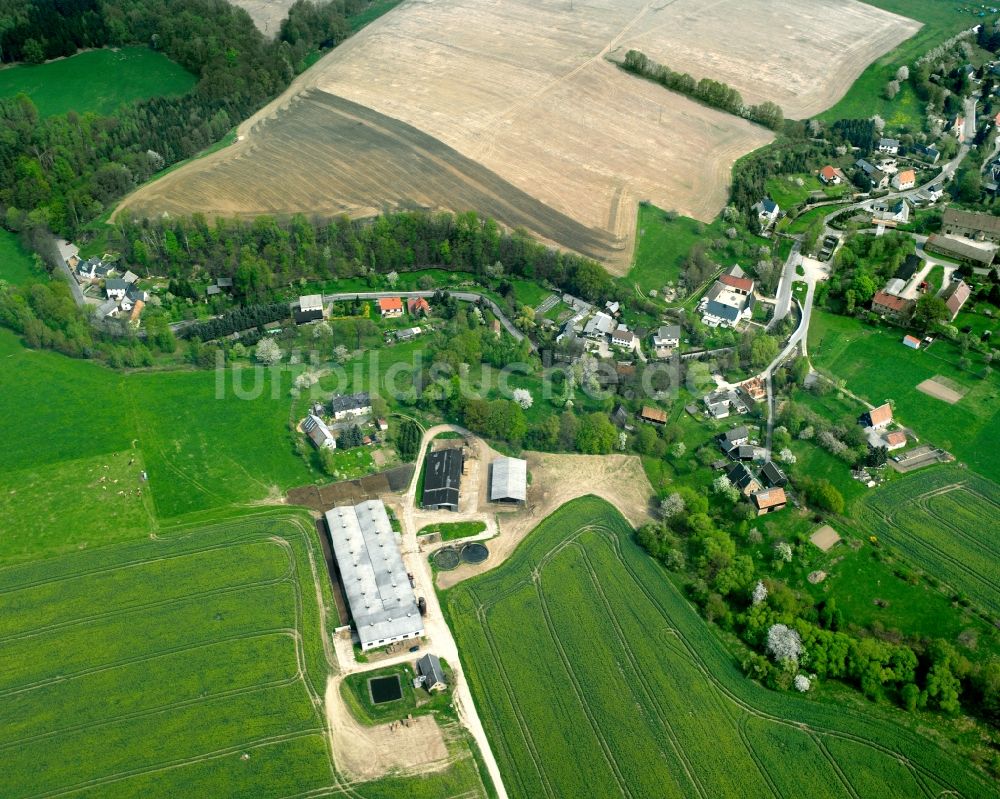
[433,546,460,571]
[461,542,489,564]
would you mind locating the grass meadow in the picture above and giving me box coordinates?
[0,230,43,285]
[854,466,1000,615]
[443,496,998,799]
[817,0,973,128]
[0,47,195,117]
[808,311,1000,483]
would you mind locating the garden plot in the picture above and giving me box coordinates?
[916,375,967,404]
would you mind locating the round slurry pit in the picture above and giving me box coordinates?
[433,546,460,571]
[460,543,489,564]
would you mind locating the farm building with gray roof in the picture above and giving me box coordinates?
[490,456,527,503]
[325,500,423,651]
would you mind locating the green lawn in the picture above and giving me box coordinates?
[443,496,998,799]
[341,663,454,725]
[766,174,848,210]
[418,520,487,541]
[0,47,195,117]
[817,1,973,128]
[808,311,1000,482]
[629,204,709,293]
[0,230,43,285]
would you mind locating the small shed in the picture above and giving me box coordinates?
[902,334,921,350]
[416,653,447,692]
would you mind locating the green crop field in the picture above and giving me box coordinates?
[444,496,998,799]
[0,230,43,285]
[817,0,972,128]
[809,311,1000,482]
[854,467,1000,615]
[0,47,195,118]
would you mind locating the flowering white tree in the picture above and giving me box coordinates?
[618,431,628,451]
[713,475,740,503]
[255,338,283,365]
[779,448,797,464]
[671,441,686,459]
[775,542,793,563]
[794,674,811,692]
[660,492,685,520]
[294,371,319,390]
[872,114,886,132]
[766,624,802,665]
[333,344,349,364]
[512,388,533,409]
[752,580,768,606]
[798,425,815,440]
[896,65,909,81]
[312,321,332,339]
[386,270,399,287]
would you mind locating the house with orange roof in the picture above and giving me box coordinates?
[871,290,914,321]
[752,487,787,515]
[819,165,840,185]
[940,279,971,321]
[884,431,907,451]
[892,169,916,191]
[407,297,431,316]
[865,403,893,430]
[378,297,404,318]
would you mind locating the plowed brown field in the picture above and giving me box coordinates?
[116,0,917,272]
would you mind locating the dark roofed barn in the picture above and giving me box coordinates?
[422,449,464,511]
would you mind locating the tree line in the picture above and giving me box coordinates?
[0,0,371,237]
[620,50,784,130]
[114,211,616,303]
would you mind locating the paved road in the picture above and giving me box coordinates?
[762,260,823,458]
[323,290,533,349]
[769,238,801,328]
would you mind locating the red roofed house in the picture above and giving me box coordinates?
[939,279,971,321]
[892,169,916,191]
[378,297,404,318]
[639,406,667,426]
[872,290,914,320]
[719,273,754,295]
[819,165,840,185]
[407,297,431,316]
[866,403,893,430]
[884,430,907,451]
[752,487,787,515]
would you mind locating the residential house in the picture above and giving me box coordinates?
[206,284,222,297]
[739,376,766,402]
[296,294,324,325]
[95,298,120,319]
[407,297,431,316]
[611,404,630,429]
[941,207,1000,243]
[753,199,780,226]
[583,311,616,340]
[704,387,750,419]
[76,258,101,282]
[416,653,447,693]
[719,265,754,295]
[216,277,234,291]
[378,297,404,318]
[819,165,840,185]
[652,324,680,356]
[891,169,916,191]
[121,270,139,286]
[912,144,940,164]
[302,414,337,450]
[760,461,788,488]
[939,279,971,320]
[752,487,787,515]
[699,281,755,327]
[871,198,910,226]
[871,290,914,320]
[864,403,893,430]
[639,406,667,426]
[330,392,372,420]
[719,425,750,454]
[856,159,888,189]
[605,300,621,317]
[884,431,907,451]
[105,278,129,301]
[727,463,762,497]
[902,334,921,349]
[878,138,900,154]
[610,326,637,351]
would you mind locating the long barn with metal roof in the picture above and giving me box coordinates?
[325,500,424,651]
